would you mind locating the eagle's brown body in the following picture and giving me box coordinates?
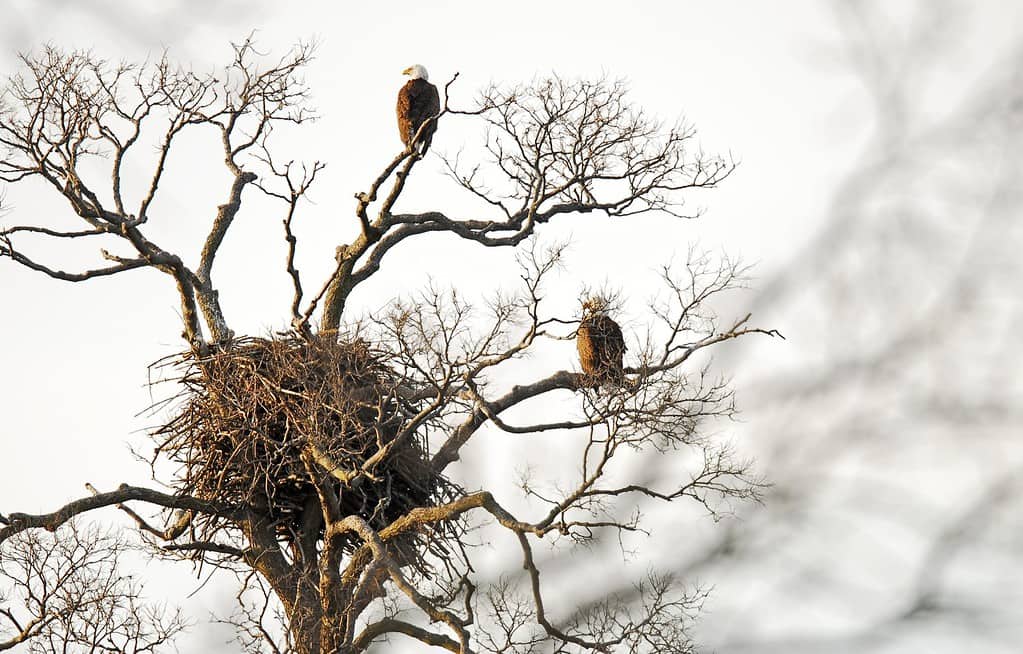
[396,78,440,153]
[577,309,626,384]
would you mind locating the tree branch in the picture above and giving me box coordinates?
[353,618,462,653]
[0,484,237,544]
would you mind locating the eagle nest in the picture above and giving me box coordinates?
[153,334,457,562]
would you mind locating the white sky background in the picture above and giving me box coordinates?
[2,1,1022,652]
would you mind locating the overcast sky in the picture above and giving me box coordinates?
[2,2,1022,652]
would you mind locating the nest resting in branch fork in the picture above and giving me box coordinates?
[154,334,454,560]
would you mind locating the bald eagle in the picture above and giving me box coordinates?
[397,64,440,154]
[577,298,626,386]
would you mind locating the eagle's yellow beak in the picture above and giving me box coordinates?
[401,66,412,76]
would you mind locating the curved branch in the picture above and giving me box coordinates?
[431,370,580,472]
[628,313,784,379]
[0,484,238,544]
[331,514,473,653]
[0,242,148,281]
[197,170,258,284]
[353,618,461,653]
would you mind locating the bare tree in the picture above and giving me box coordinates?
[0,38,777,653]
[0,522,188,653]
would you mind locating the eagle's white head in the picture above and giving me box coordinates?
[402,64,429,81]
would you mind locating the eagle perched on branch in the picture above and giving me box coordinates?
[577,298,626,386]
[396,64,440,154]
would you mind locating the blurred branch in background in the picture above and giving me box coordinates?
[694,1,1023,651]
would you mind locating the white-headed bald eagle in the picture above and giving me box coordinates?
[577,298,626,386]
[397,64,440,154]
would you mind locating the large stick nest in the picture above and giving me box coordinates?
[153,334,456,557]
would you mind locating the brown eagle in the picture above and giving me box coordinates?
[396,64,440,154]
[577,298,626,385]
